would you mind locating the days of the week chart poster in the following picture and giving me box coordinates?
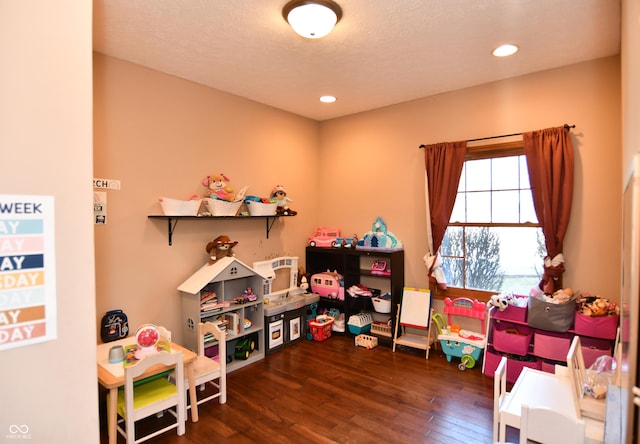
[0,195,56,351]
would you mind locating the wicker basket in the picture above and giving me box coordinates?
[245,200,278,216]
[159,197,202,216]
[203,198,242,216]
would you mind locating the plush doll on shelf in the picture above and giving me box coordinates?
[579,295,617,317]
[487,292,513,311]
[271,185,297,215]
[298,267,310,293]
[205,235,238,264]
[203,173,236,201]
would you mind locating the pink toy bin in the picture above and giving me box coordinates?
[483,347,542,384]
[581,337,613,368]
[492,322,533,356]
[574,312,619,340]
[492,296,528,323]
[532,330,572,362]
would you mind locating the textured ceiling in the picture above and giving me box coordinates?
[93,0,621,121]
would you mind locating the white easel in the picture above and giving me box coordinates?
[392,287,434,359]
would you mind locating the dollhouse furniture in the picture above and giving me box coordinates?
[519,402,585,444]
[185,321,227,413]
[178,256,266,372]
[97,338,199,444]
[108,350,186,444]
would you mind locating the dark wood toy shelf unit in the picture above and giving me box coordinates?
[305,246,404,343]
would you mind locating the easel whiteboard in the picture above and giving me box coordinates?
[399,287,431,329]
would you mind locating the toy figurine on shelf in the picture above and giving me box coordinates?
[205,235,238,264]
[271,184,297,215]
[234,288,257,304]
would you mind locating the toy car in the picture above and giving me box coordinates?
[234,336,256,360]
[308,227,341,247]
[233,288,258,304]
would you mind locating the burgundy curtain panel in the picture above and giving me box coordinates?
[523,126,574,294]
[423,141,466,289]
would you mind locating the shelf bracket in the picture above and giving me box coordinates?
[266,217,276,239]
[167,217,178,246]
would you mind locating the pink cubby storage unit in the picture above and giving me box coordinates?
[483,302,616,383]
[574,312,619,340]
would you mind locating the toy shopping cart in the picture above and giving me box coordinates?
[432,297,487,371]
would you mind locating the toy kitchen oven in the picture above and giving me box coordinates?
[253,256,317,354]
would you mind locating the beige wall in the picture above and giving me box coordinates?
[319,56,622,301]
[93,54,321,341]
[95,54,622,345]
[622,0,640,170]
[0,1,98,442]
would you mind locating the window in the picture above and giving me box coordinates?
[440,141,544,297]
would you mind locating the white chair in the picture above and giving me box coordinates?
[156,325,172,342]
[493,356,510,443]
[519,402,585,444]
[108,350,186,443]
[567,335,606,421]
[567,335,586,419]
[187,321,227,412]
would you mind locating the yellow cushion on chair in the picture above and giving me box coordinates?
[115,378,178,419]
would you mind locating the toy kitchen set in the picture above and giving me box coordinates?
[253,256,319,354]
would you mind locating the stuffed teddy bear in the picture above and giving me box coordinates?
[203,173,235,201]
[205,235,238,264]
[271,185,297,215]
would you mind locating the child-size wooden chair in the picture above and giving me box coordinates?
[108,350,186,443]
[519,402,585,444]
[567,335,606,421]
[493,356,510,443]
[186,321,227,412]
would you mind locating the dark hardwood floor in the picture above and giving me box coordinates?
[100,335,518,443]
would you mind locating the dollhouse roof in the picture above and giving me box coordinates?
[177,256,266,295]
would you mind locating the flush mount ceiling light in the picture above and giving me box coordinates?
[283,0,343,39]
[492,44,519,57]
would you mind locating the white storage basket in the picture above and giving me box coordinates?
[372,296,392,313]
[203,198,242,216]
[245,200,278,216]
[159,197,202,216]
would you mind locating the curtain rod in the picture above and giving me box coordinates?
[418,124,575,149]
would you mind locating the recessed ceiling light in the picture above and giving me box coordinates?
[320,95,336,103]
[492,44,519,57]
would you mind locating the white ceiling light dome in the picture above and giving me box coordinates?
[283,0,343,39]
